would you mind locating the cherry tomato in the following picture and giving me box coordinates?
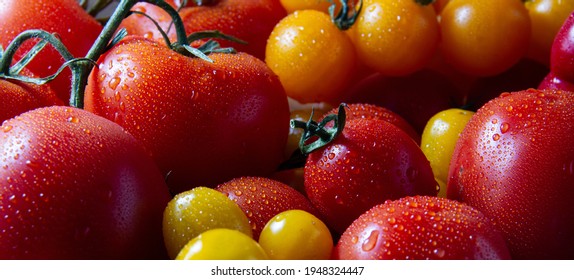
[525,0,574,65]
[550,11,574,83]
[439,0,531,76]
[176,228,268,260]
[347,0,440,76]
[0,106,171,259]
[539,71,574,91]
[266,9,357,104]
[0,67,63,123]
[448,88,574,259]
[279,0,333,14]
[421,108,474,197]
[162,186,253,259]
[258,209,333,260]
[335,196,511,259]
[85,36,290,194]
[0,0,102,101]
[216,176,318,240]
[303,116,438,234]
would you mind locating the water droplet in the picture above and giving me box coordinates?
[433,248,446,258]
[234,190,243,196]
[109,77,121,90]
[114,92,121,101]
[492,134,500,141]
[67,116,79,123]
[500,123,510,133]
[361,230,379,252]
[2,125,13,133]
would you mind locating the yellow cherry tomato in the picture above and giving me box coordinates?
[421,108,474,197]
[439,0,531,76]
[163,187,252,259]
[347,0,440,76]
[525,0,574,65]
[258,209,333,260]
[266,9,357,104]
[176,228,268,260]
[280,0,333,14]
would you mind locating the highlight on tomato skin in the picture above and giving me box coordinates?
[334,196,511,260]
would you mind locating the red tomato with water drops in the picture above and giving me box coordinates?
[335,196,511,260]
[84,36,290,194]
[216,176,318,240]
[345,69,464,135]
[0,0,102,102]
[447,88,574,259]
[0,106,171,259]
[303,116,437,234]
[0,67,63,123]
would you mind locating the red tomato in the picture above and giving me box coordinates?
[345,69,465,135]
[335,196,511,260]
[84,36,290,194]
[550,11,574,83]
[0,68,63,123]
[538,71,574,91]
[216,176,318,240]
[448,88,574,259]
[119,0,286,60]
[0,106,171,259]
[0,0,102,102]
[303,116,438,234]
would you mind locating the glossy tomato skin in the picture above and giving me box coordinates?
[335,196,511,260]
[0,68,63,123]
[304,118,438,234]
[447,88,574,259]
[0,106,171,259]
[85,36,290,194]
[0,0,102,102]
[216,176,318,240]
[550,12,574,83]
[539,71,574,92]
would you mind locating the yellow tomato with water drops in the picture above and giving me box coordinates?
[346,0,440,76]
[421,108,474,197]
[280,0,333,14]
[162,187,252,259]
[265,9,357,104]
[176,228,268,260]
[258,210,333,260]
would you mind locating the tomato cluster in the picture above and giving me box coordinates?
[1,0,574,260]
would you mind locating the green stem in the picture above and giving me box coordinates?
[71,0,190,109]
[290,103,348,155]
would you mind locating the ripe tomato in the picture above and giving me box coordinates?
[303,116,438,234]
[550,11,574,83]
[216,176,318,240]
[162,187,252,259]
[279,0,333,14]
[539,71,574,91]
[421,108,474,197]
[0,106,171,259]
[176,228,268,260]
[0,0,102,102]
[439,0,531,76]
[447,88,574,259]
[0,68,63,123]
[265,9,357,104]
[258,209,333,260]
[525,0,574,65]
[345,69,465,135]
[84,36,290,194]
[335,196,511,259]
[117,1,180,43]
[346,0,440,76]
[325,103,420,144]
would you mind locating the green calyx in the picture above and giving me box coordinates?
[290,103,348,155]
[331,0,363,31]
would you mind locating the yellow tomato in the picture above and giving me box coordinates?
[265,10,357,104]
[421,108,474,197]
[163,187,252,259]
[176,228,268,260]
[525,0,574,65]
[347,0,440,76]
[258,210,333,260]
[280,0,333,14]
